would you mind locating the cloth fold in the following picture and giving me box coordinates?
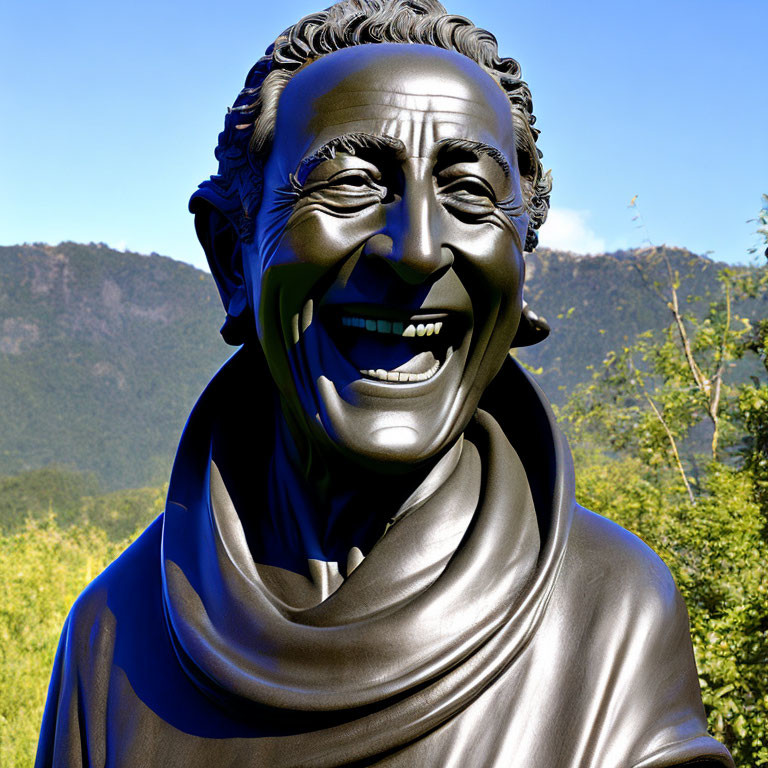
[161,348,551,733]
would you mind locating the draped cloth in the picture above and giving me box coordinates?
[36,350,734,767]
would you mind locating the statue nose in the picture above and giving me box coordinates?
[365,181,452,284]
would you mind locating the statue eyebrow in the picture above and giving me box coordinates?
[435,138,511,179]
[293,132,407,187]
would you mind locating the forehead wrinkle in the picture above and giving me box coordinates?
[308,113,499,144]
[301,117,507,168]
[314,89,495,109]
[307,117,487,135]
[311,102,496,123]
[313,107,492,123]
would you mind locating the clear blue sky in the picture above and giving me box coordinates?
[2,0,765,269]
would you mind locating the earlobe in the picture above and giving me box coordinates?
[511,301,550,348]
[227,284,248,319]
[190,197,253,346]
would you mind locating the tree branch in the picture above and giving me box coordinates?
[644,392,696,504]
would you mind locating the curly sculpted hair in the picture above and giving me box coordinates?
[192,0,551,250]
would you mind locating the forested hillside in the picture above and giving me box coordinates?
[0,243,230,489]
[518,246,767,399]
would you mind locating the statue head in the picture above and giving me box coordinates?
[191,0,552,470]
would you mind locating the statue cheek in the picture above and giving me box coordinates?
[253,205,387,348]
[452,228,524,292]
[282,206,387,268]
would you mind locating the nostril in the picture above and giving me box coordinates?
[362,234,394,259]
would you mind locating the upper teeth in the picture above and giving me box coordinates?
[342,316,443,337]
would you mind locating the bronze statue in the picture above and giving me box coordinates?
[36,1,734,765]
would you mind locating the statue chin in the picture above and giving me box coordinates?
[317,372,465,465]
[265,318,474,465]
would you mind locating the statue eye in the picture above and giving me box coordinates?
[440,177,496,202]
[327,170,381,189]
[438,176,498,221]
[295,166,387,215]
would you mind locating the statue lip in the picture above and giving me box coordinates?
[357,348,452,384]
[323,303,465,321]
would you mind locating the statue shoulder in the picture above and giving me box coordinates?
[36,516,165,767]
[564,504,685,624]
[65,514,164,645]
[552,507,735,767]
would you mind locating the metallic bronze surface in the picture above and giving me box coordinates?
[37,1,733,766]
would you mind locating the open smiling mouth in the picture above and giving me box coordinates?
[323,306,470,384]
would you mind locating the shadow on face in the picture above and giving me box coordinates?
[246,44,529,468]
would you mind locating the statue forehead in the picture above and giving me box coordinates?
[271,44,516,161]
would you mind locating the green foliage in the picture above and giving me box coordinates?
[738,383,768,513]
[0,465,166,541]
[561,251,765,496]
[0,466,100,533]
[518,246,767,405]
[0,519,141,767]
[0,467,161,765]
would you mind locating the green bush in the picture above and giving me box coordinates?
[0,519,139,767]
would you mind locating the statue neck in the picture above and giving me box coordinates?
[255,404,442,575]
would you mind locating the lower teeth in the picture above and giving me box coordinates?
[362,359,441,382]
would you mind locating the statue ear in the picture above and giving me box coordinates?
[191,197,252,345]
[511,301,550,348]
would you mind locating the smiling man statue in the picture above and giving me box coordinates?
[36,2,734,766]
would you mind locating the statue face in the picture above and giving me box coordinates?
[249,44,528,466]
